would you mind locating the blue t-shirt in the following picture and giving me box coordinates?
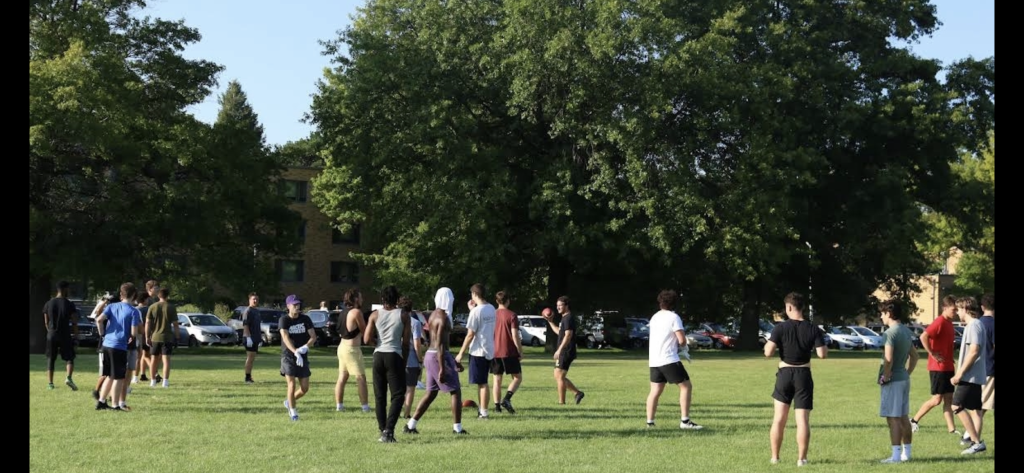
[101,302,141,350]
[978,315,995,377]
[407,316,423,369]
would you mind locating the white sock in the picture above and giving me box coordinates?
[289,408,297,417]
[130,376,138,384]
[336,403,344,411]
[149,380,156,387]
[453,422,462,432]
[480,408,488,416]
[647,419,654,424]
[681,417,689,423]
[891,445,902,461]
[901,444,911,460]
[118,402,126,408]
[162,379,169,387]
[408,418,418,429]
[361,404,370,411]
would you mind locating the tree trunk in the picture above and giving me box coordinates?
[544,250,570,353]
[29,275,51,354]
[737,278,762,351]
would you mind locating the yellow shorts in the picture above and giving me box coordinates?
[981,376,994,410]
[337,341,366,376]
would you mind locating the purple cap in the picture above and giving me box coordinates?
[285,294,302,306]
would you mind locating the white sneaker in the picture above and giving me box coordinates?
[679,419,703,430]
[797,459,808,467]
[770,458,779,465]
[961,441,987,455]
[880,457,902,464]
[161,380,169,388]
[910,419,919,433]
[361,405,372,413]
[149,380,156,387]
[416,381,426,390]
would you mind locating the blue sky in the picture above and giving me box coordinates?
[144,0,995,147]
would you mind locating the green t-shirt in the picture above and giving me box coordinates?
[146,301,178,342]
[882,324,914,382]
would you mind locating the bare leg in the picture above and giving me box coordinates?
[452,390,463,423]
[357,375,369,405]
[412,389,438,420]
[972,410,985,440]
[244,352,256,378]
[492,373,504,406]
[770,400,791,462]
[404,381,417,418]
[478,384,489,411]
[954,406,980,443]
[161,354,171,381]
[912,394,942,424]
[679,380,693,419]
[899,416,913,445]
[646,382,665,421]
[794,408,811,462]
[335,371,349,404]
[941,394,956,432]
[286,376,297,410]
[508,372,522,393]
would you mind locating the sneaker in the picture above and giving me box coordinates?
[403,426,419,434]
[960,433,972,446]
[161,380,169,388]
[575,391,585,405]
[283,400,290,410]
[880,457,901,464]
[116,405,132,412]
[797,459,808,467]
[961,441,987,455]
[647,422,656,428]
[47,383,55,390]
[91,390,100,401]
[770,458,779,465]
[139,374,148,382]
[416,381,425,390]
[950,429,961,436]
[478,412,489,419]
[290,414,299,421]
[154,374,163,383]
[501,399,516,414]
[379,430,396,443]
[245,378,254,385]
[680,419,704,430]
[362,405,372,413]
[65,378,78,391]
[453,429,469,435]
[95,402,110,410]
[910,419,919,433]
[149,380,157,387]
[494,404,502,413]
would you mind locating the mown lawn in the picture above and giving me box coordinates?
[29,346,994,473]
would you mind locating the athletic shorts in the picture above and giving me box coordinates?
[150,342,174,356]
[772,367,814,410]
[555,353,576,372]
[929,370,955,395]
[879,379,910,417]
[952,382,983,411]
[981,376,994,410]
[337,342,366,375]
[490,357,522,375]
[101,347,128,380]
[45,333,76,362]
[468,355,490,385]
[650,362,690,384]
[126,349,138,370]
[424,350,460,393]
[281,352,311,379]
[405,367,421,387]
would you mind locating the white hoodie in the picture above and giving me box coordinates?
[433,287,455,327]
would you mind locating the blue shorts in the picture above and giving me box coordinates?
[468,355,490,385]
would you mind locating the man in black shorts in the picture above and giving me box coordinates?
[242,292,261,384]
[43,280,79,391]
[542,296,584,405]
[645,290,702,430]
[763,292,827,467]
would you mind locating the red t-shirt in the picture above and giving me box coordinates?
[925,316,955,372]
[492,308,519,358]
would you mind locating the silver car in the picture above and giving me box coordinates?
[178,313,238,346]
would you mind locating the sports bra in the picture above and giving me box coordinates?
[341,310,362,340]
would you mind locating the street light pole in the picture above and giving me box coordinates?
[805,241,813,322]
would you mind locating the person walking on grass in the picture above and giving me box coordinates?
[455,283,496,418]
[910,295,958,436]
[491,291,523,414]
[404,308,468,436]
[144,287,179,388]
[335,288,371,413]
[645,290,703,431]
[763,292,827,467]
[401,296,424,419]
[951,296,989,455]
[95,283,141,411]
[280,294,317,421]
[43,280,79,391]
[542,296,584,405]
[242,292,261,384]
[365,286,411,442]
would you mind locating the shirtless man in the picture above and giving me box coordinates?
[404,308,468,435]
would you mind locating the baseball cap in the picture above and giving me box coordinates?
[285,294,302,306]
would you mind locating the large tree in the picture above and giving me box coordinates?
[29,1,299,352]
[309,0,994,349]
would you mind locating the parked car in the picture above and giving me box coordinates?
[847,326,884,350]
[324,310,345,346]
[821,325,864,350]
[601,314,649,350]
[726,318,776,345]
[451,319,468,347]
[953,325,964,350]
[695,322,738,349]
[518,315,547,347]
[74,317,101,347]
[683,324,713,349]
[305,309,331,346]
[178,313,238,347]
[227,307,288,346]
[577,313,607,349]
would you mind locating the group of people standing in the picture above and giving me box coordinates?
[761,291,994,467]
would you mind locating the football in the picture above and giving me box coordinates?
[462,399,477,409]
[542,307,553,318]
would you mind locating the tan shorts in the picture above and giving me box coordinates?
[337,341,366,376]
[981,376,994,410]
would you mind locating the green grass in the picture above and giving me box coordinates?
[30,346,994,473]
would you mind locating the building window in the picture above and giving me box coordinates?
[298,220,306,241]
[330,261,359,283]
[276,260,305,282]
[283,180,308,203]
[331,224,360,245]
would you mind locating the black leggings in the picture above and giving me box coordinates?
[372,352,407,432]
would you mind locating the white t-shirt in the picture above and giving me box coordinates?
[466,303,496,359]
[649,309,684,367]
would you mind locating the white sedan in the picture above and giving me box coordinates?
[847,325,884,350]
[518,315,547,347]
[822,326,864,350]
[178,313,238,347]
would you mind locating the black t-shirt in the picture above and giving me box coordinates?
[557,313,578,358]
[770,319,825,365]
[279,314,314,354]
[242,307,262,340]
[43,297,78,336]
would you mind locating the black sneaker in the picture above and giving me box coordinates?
[647,422,656,428]
[245,378,254,385]
[139,374,148,382]
[91,390,100,401]
[154,374,163,383]
[501,399,516,414]
[494,404,502,413]
[114,405,131,412]
[575,391,586,405]
[403,426,419,434]
[379,430,397,443]
[95,401,110,410]
[453,429,469,435]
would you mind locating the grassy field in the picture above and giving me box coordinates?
[30,346,994,473]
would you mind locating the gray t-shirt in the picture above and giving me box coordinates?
[957,319,989,385]
[882,324,914,382]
